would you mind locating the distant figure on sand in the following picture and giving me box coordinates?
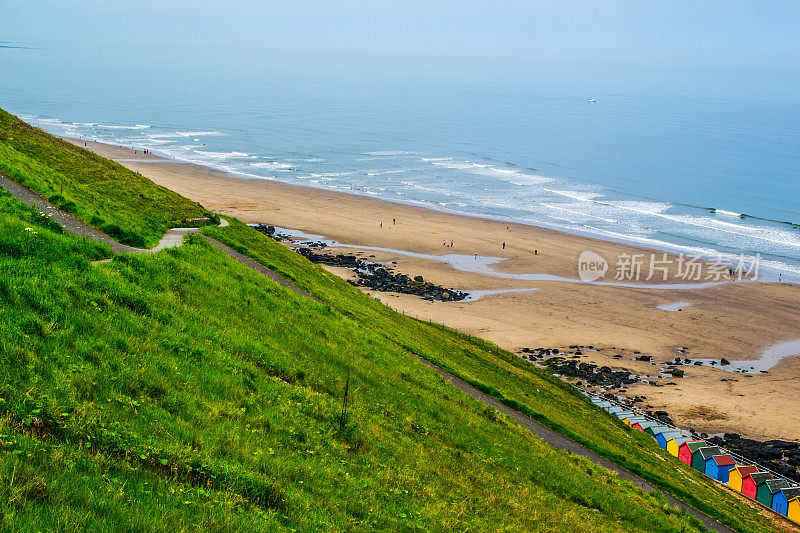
[779,273,782,282]
[393,218,396,225]
[474,252,477,260]
[380,222,382,228]
[502,241,506,249]
[450,240,453,247]
[535,249,538,255]
[443,240,446,247]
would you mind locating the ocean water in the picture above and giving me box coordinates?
[1,42,799,278]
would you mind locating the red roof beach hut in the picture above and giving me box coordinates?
[705,455,736,483]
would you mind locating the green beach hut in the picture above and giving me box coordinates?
[757,478,793,509]
[691,446,723,472]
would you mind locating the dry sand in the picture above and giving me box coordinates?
[73,138,800,440]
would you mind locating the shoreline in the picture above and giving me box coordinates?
[64,134,797,282]
[66,136,800,441]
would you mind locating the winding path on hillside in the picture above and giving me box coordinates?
[0,173,739,532]
[0,173,319,302]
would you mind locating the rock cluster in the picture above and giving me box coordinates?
[297,248,468,301]
[254,224,284,240]
[548,359,639,388]
[708,434,800,482]
[520,347,639,389]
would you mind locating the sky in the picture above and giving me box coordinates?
[2,1,799,67]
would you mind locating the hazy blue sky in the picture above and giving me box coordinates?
[2,1,799,67]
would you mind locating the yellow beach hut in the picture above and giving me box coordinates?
[728,465,759,493]
[666,436,692,458]
[789,496,800,524]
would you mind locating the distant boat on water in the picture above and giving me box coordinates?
[588,98,596,103]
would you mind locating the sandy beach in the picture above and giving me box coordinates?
[73,138,800,441]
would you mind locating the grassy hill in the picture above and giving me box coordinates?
[0,109,210,248]
[0,110,781,531]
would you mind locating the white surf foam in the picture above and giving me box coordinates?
[96,124,151,130]
[715,209,743,217]
[363,150,419,156]
[366,169,410,176]
[176,131,225,137]
[250,162,295,171]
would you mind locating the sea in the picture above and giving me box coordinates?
[1,42,799,279]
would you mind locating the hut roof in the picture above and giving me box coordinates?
[780,487,800,501]
[748,472,773,486]
[624,415,647,421]
[764,479,793,493]
[683,441,707,453]
[711,455,735,467]
[732,465,759,478]
[669,436,693,446]
[698,446,723,460]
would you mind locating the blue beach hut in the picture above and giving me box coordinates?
[705,454,736,483]
[772,487,800,516]
[655,430,682,449]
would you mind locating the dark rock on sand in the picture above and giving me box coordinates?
[297,248,468,302]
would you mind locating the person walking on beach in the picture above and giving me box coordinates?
[443,240,446,247]
[393,218,396,225]
[380,222,382,228]
[450,240,453,247]
[502,241,506,250]
[474,252,477,260]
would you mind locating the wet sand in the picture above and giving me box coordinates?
[70,138,800,440]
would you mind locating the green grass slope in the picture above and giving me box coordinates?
[202,220,778,533]
[0,109,209,248]
[0,111,778,531]
[1,194,708,532]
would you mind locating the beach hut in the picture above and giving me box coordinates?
[666,436,693,457]
[704,455,736,483]
[621,415,646,427]
[645,424,669,437]
[742,472,773,499]
[606,406,624,416]
[692,446,723,472]
[788,495,800,523]
[614,411,635,421]
[655,430,682,450]
[632,420,658,432]
[772,487,800,516]
[756,478,793,509]
[728,465,760,492]
[678,440,706,465]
